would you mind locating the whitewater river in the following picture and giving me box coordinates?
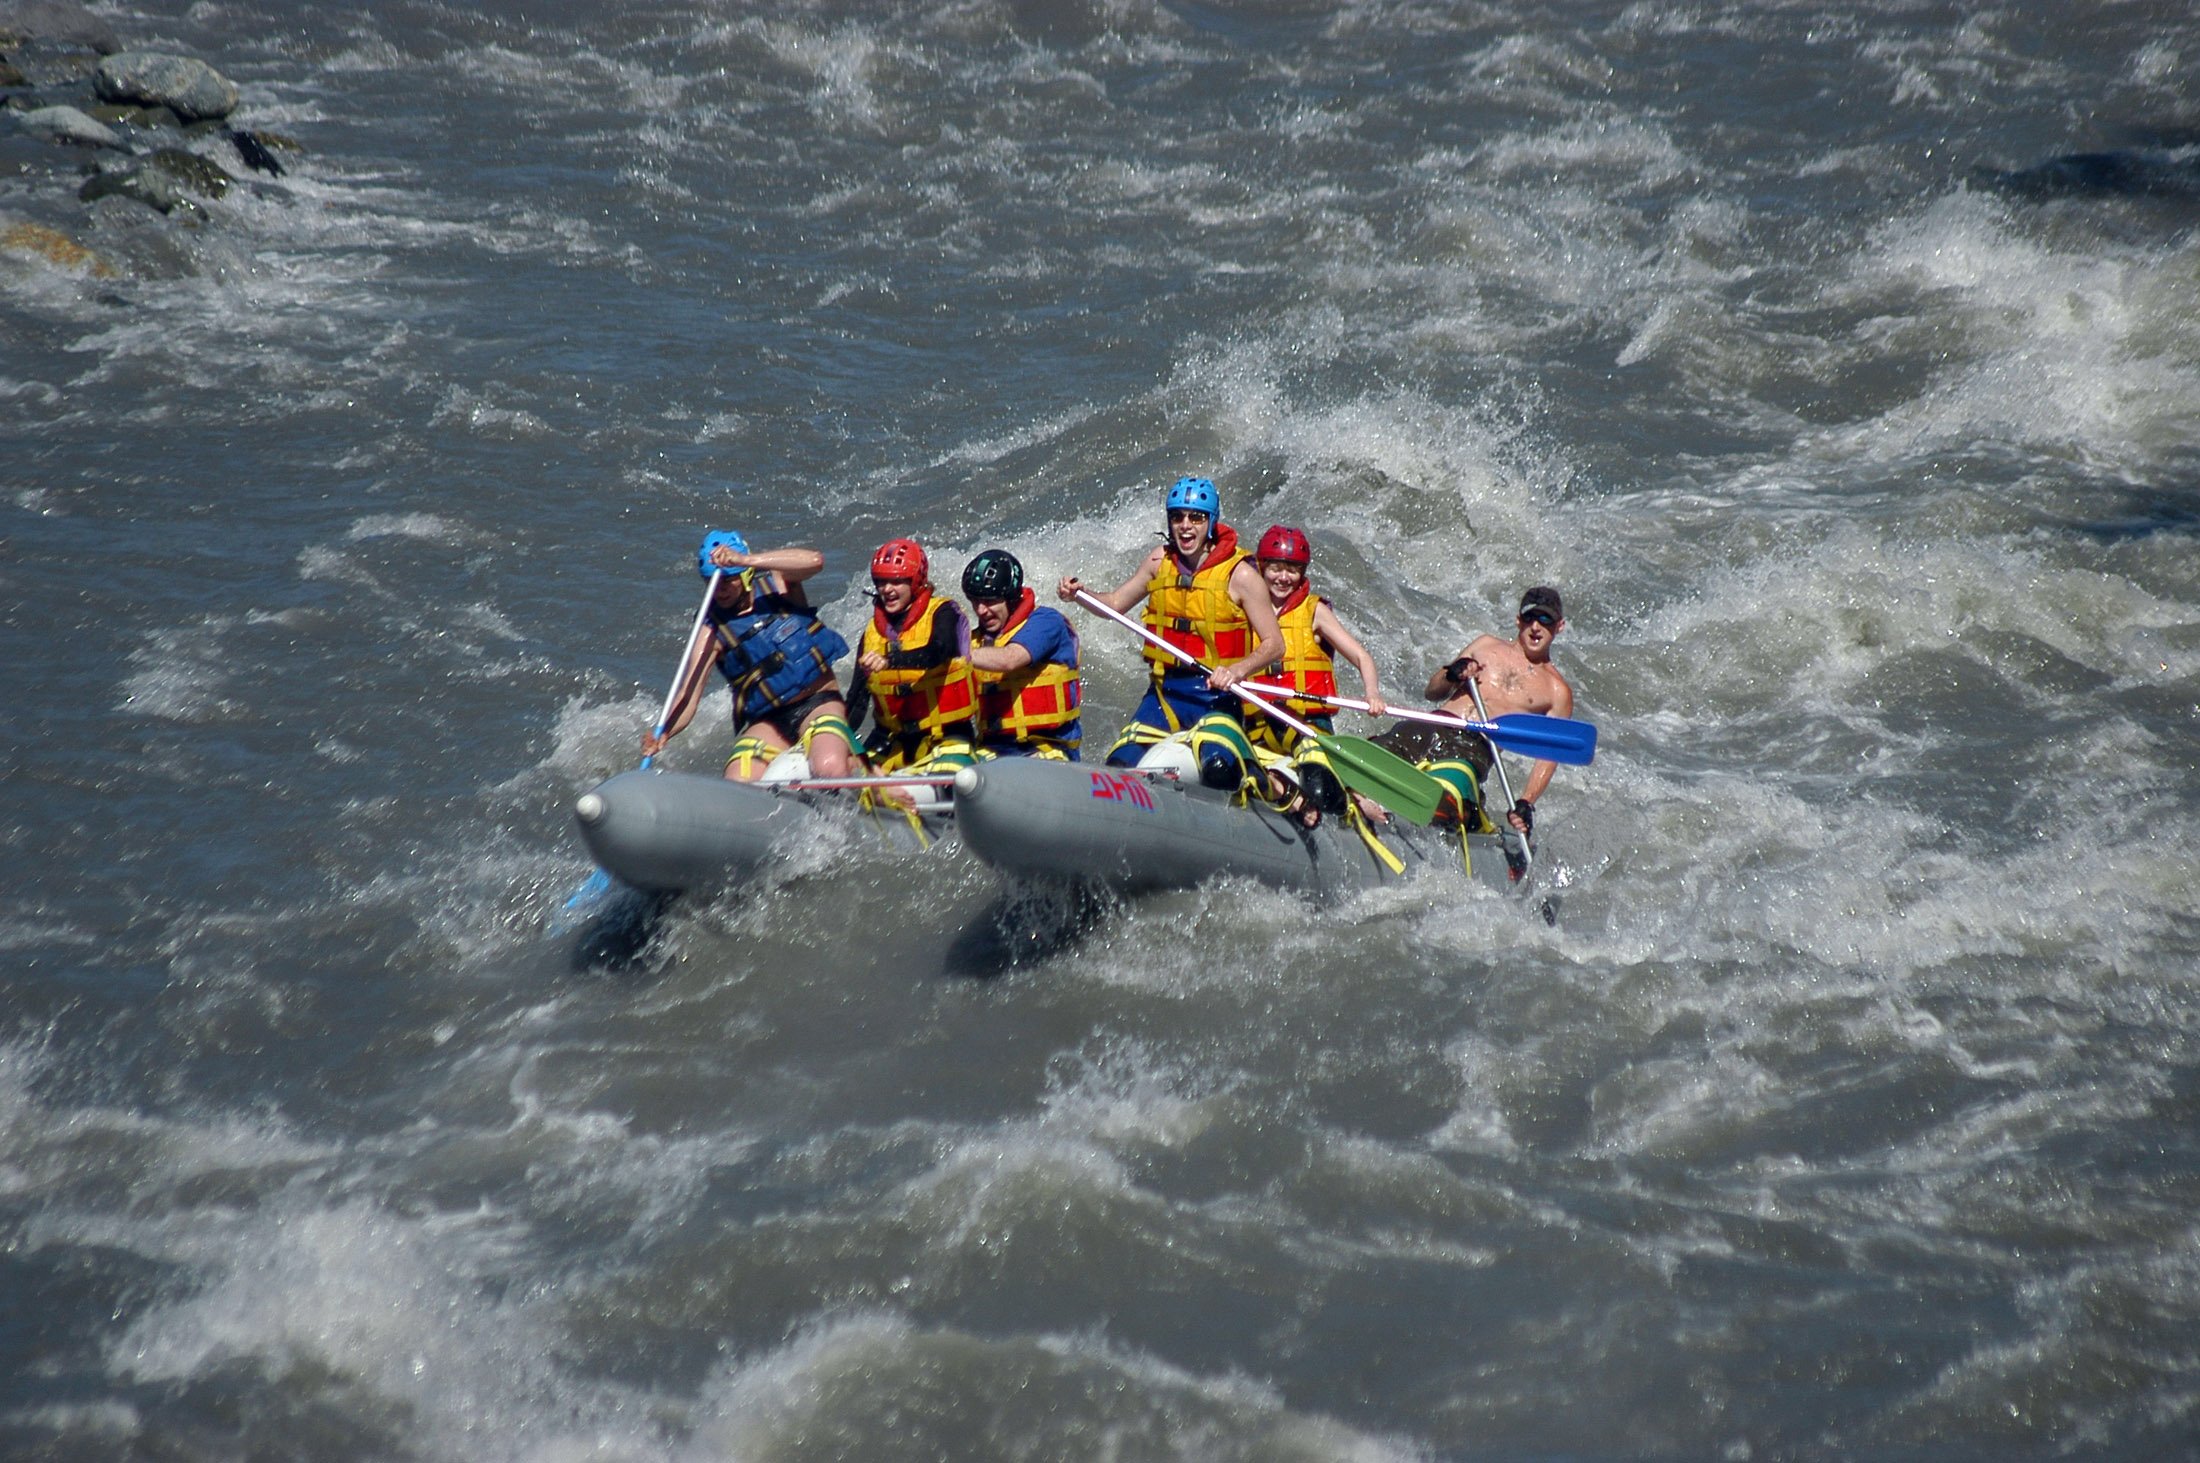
[4,1,2196,1457]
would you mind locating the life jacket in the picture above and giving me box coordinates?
[710,594,849,725]
[1247,583,1337,720]
[972,590,1081,746]
[859,588,977,741]
[1143,522,1250,679]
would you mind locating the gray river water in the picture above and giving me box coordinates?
[4,1,2197,1458]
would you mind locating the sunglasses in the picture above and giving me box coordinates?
[1167,510,1210,524]
[1519,608,1558,629]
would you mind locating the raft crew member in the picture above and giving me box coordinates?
[963,548,1083,760]
[848,537,979,775]
[1372,585,1573,832]
[1239,523,1388,814]
[644,531,858,781]
[1056,475,1283,788]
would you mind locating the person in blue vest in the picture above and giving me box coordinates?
[962,548,1083,759]
[643,531,859,780]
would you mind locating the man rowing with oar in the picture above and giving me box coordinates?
[1056,475,1283,790]
[1371,585,1574,834]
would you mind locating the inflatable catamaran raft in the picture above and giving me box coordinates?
[571,754,1529,899]
[573,766,952,894]
[951,755,1527,896]
[569,583,1593,901]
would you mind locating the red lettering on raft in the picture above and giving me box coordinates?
[1088,770,1156,811]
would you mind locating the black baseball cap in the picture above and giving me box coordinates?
[1519,586,1563,621]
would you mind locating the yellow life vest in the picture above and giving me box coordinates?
[1248,584,1338,721]
[860,590,977,741]
[973,590,1081,747]
[1143,522,1251,677]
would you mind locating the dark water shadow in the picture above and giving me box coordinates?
[2054,491,2200,544]
[942,879,1118,980]
[1973,146,2200,205]
[566,886,680,978]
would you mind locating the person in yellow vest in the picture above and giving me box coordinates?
[1240,523,1388,817]
[848,537,979,775]
[962,548,1083,760]
[1056,475,1283,784]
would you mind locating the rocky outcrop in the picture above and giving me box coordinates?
[0,12,304,248]
[93,50,237,122]
[0,1,120,54]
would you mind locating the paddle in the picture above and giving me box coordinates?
[563,570,726,913]
[1307,692,1597,766]
[765,774,960,794]
[1465,676,1532,878]
[1070,590,1445,826]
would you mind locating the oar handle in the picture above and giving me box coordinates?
[1069,589,1325,741]
[639,569,727,769]
[768,774,961,793]
[567,567,730,908]
[1468,676,1532,876]
[1311,691,1484,733]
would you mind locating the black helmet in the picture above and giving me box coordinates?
[961,547,1024,603]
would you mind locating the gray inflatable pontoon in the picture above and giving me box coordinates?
[572,768,949,893]
[950,757,1530,898]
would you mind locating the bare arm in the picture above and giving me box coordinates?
[1214,560,1284,690]
[968,642,1034,673]
[710,544,826,586]
[1058,547,1163,614]
[1515,673,1574,806]
[1312,600,1385,717]
[1425,634,1504,701]
[641,623,721,756]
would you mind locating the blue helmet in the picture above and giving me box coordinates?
[1165,475,1220,520]
[697,529,749,579]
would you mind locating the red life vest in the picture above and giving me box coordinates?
[860,588,977,740]
[972,589,1081,746]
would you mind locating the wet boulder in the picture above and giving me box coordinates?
[93,50,237,123]
[79,161,203,218]
[13,100,122,147]
[0,1,121,54]
[144,145,232,198]
[0,213,115,274]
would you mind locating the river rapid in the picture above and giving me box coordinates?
[4,1,2197,1458]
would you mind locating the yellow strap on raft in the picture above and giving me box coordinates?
[855,784,934,848]
[1345,797,1408,875]
[725,734,780,780]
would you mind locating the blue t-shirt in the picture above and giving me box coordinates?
[1005,604,1076,670]
[985,603,1081,754]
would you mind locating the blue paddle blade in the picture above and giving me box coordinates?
[565,868,613,908]
[1484,713,1597,766]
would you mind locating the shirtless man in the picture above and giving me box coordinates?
[1373,586,1573,833]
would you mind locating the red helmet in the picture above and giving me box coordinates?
[870,537,928,583]
[1255,524,1311,566]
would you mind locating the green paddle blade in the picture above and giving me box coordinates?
[1320,733,1446,826]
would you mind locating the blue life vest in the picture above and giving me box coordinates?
[711,595,849,724]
